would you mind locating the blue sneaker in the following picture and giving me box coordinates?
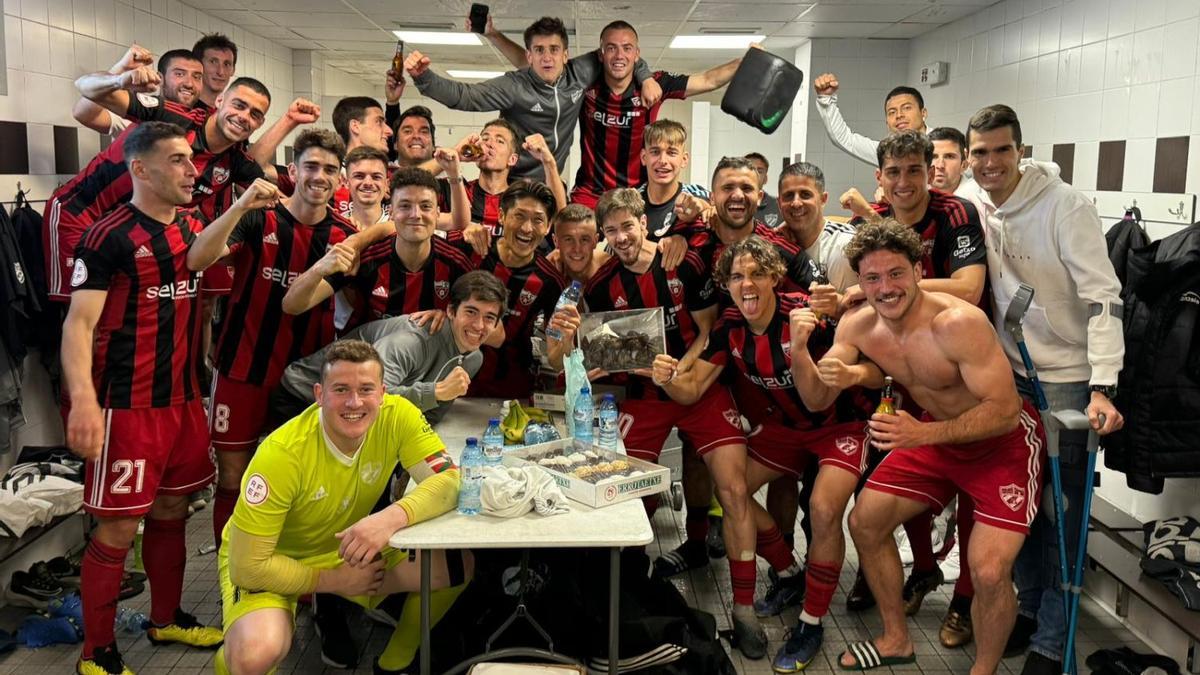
[754,567,806,617]
[772,622,823,673]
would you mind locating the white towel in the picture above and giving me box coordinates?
[480,466,570,517]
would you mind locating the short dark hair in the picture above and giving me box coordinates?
[600,20,638,41]
[500,180,557,221]
[714,235,786,287]
[157,49,200,76]
[553,203,596,231]
[192,33,238,64]
[844,218,924,274]
[388,166,440,198]
[595,188,644,226]
[482,118,519,145]
[928,126,968,158]
[884,85,924,110]
[293,128,346,165]
[876,130,933,169]
[449,270,509,315]
[123,121,187,167]
[226,77,271,103]
[320,339,383,382]
[745,152,769,168]
[778,161,825,192]
[395,105,436,143]
[523,16,569,49]
[967,104,1023,147]
[711,155,758,186]
[344,146,389,170]
[332,97,382,144]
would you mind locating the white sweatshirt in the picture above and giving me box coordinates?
[975,162,1124,386]
[814,94,879,166]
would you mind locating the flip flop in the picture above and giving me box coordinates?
[839,640,916,671]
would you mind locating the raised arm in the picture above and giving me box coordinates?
[73,44,153,133]
[523,134,567,212]
[407,51,515,112]
[685,47,753,97]
[75,65,162,118]
[435,148,471,232]
[480,15,526,68]
[249,98,321,176]
[813,73,880,166]
[187,179,280,271]
[790,306,869,411]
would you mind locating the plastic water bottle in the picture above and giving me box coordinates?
[482,418,504,466]
[457,438,484,516]
[598,394,619,451]
[545,281,583,340]
[132,521,144,572]
[114,607,148,633]
[573,387,594,445]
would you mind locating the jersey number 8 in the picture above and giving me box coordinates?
[213,404,232,434]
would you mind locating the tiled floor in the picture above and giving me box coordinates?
[0,500,1162,674]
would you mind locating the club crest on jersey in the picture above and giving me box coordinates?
[434,280,450,299]
[520,289,537,306]
[212,166,230,185]
[835,436,859,456]
[12,262,24,285]
[70,260,88,287]
[667,277,683,297]
[136,93,160,108]
[722,409,741,428]
[780,340,791,355]
[999,483,1026,511]
[245,473,270,505]
[360,461,383,485]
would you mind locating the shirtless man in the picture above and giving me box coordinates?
[792,219,1045,674]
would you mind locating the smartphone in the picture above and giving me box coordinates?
[469,3,489,34]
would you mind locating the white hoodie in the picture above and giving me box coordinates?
[975,161,1124,386]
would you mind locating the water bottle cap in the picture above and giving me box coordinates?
[581,387,590,394]
[488,418,499,425]
[466,437,478,445]
[603,393,615,401]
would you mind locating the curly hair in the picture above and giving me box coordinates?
[714,235,787,287]
[844,218,924,274]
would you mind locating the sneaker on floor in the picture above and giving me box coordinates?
[705,516,726,559]
[939,537,961,582]
[894,526,913,566]
[313,593,359,669]
[1021,651,1062,675]
[902,565,944,616]
[845,569,875,612]
[939,608,973,648]
[754,568,806,617]
[1005,614,1037,657]
[189,486,212,512]
[6,569,63,608]
[652,540,708,579]
[117,575,145,601]
[771,621,823,673]
[146,608,223,649]
[77,643,134,675]
[730,613,768,660]
[46,556,82,586]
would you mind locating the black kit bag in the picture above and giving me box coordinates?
[720,47,804,134]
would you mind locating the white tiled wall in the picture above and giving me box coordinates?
[907,0,1200,194]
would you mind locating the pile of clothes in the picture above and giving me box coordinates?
[1141,516,1200,610]
[0,446,83,538]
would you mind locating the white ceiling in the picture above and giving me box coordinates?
[186,0,1002,82]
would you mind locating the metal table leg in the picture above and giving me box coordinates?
[609,547,620,675]
[421,548,431,675]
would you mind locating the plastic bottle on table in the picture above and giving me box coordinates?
[545,281,583,340]
[457,438,484,516]
[114,607,148,634]
[598,394,619,451]
[573,387,594,445]
[482,418,504,465]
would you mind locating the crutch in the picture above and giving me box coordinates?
[1057,409,1101,675]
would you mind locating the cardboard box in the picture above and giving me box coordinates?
[503,439,669,508]
[578,307,667,373]
[532,384,625,412]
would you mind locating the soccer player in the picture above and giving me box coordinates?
[549,204,605,284]
[651,236,870,671]
[583,189,767,658]
[207,130,367,551]
[406,16,660,181]
[796,219,1045,673]
[215,339,472,675]
[929,126,981,198]
[72,45,203,135]
[773,161,858,301]
[282,166,478,325]
[388,105,437,168]
[193,33,237,112]
[745,152,781,228]
[342,146,393,231]
[638,120,712,241]
[812,73,929,166]
[45,74,285,302]
[62,121,274,675]
[568,21,746,208]
[328,97,394,217]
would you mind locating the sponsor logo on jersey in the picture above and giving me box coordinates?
[372,285,389,298]
[747,372,794,389]
[261,267,300,287]
[71,260,88,287]
[614,296,628,308]
[999,483,1026,511]
[592,111,633,127]
[1182,291,1200,305]
[212,166,230,185]
[531,102,544,113]
[145,277,201,300]
[730,346,741,360]
[135,245,153,259]
[310,486,327,502]
[957,235,970,249]
[835,436,859,456]
[245,473,270,505]
[434,280,449,299]
[263,231,279,245]
[520,289,537,306]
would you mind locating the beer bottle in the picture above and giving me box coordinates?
[876,376,896,415]
[460,143,484,160]
[390,40,405,77]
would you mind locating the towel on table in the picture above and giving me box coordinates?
[480,466,570,517]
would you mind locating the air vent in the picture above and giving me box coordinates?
[393,21,456,30]
[697,27,761,35]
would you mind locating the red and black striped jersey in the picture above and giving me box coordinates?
[691,222,820,306]
[584,250,716,399]
[859,190,986,279]
[436,179,504,236]
[703,292,836,429]
[214,204,357,387]
[343,235,479,322]
[52,95,263,226]
[571,72,690,205]
[71,204,206,409]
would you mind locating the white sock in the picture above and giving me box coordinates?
[778,562,803,578]
[799,610,821,626]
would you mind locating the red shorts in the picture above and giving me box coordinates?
[44,198,87,303]
[201,262,234,295]
[84,401,215,516]
[747,421,869,479]
[865,401,1046,534]
[568,187,600,210]
[209,373,272,453]
[620,387,746,463]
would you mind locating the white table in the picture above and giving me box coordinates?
[389,399,653,675]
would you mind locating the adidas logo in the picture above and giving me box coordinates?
[134,245,153,259]
[263,231,279,245]
[614,296,628,308]
[372,286,388,298]
[311,486,327,502]
[531,102,544,112]
[730,346,741,360]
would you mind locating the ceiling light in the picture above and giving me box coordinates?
[393,30,482,45]
[447,70,506,80]
[670,35,764,49]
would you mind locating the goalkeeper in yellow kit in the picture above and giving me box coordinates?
[215,339,472,674]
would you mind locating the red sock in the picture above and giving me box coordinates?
[143,517,186,626]
[685,508,710,544]
[81,538,127,659]
[954,497,975,597]
[904,511,936,573]
[802,559,842,619]
[213,486,239,548]
[756,525,795,572]
[729,559,756,606]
